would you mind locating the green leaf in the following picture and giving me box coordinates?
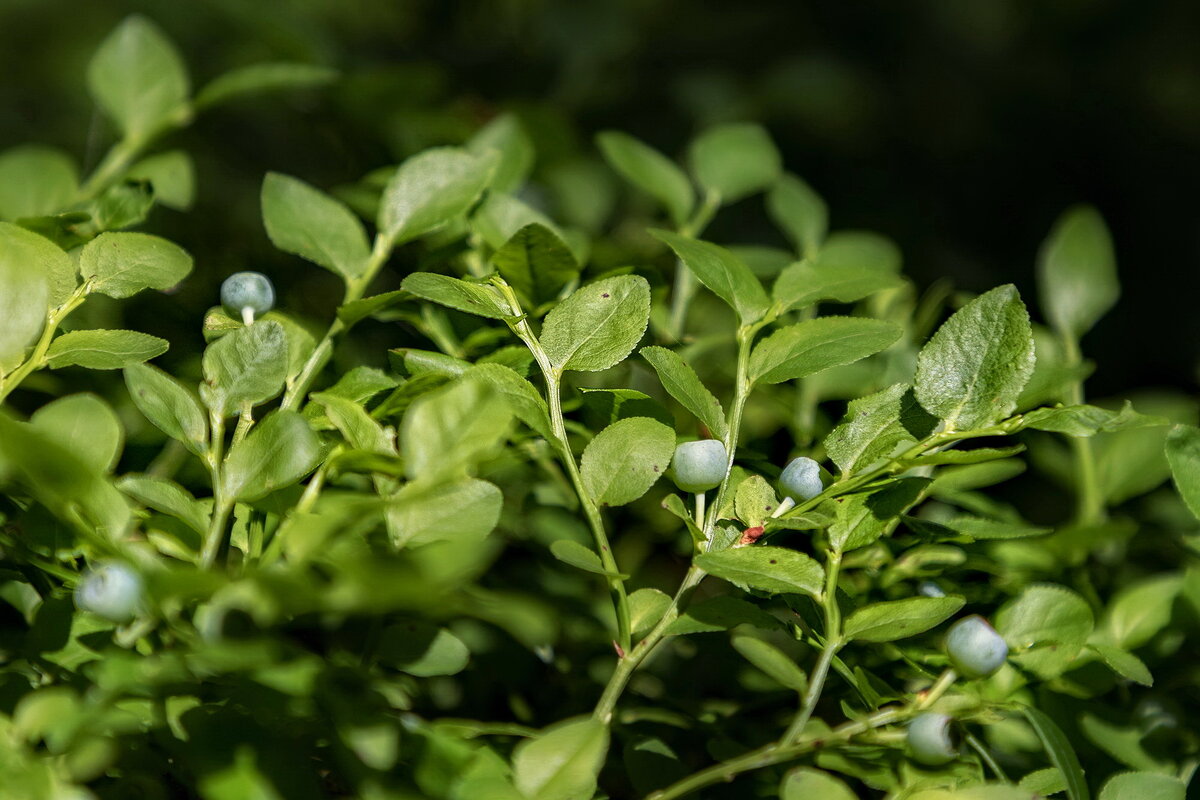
[512,717,609,800]
[199,321,289,418]
[1019,768,1067,797]
[467,363,553,440]
[127,149,194,210]
[549,539,627,579]
[86,16,189,141]
[118,474,209,535]
[824,384,937,475]
[378,147,497,245]
[46,329,168,370]
[0,221,74,310]
[628,588,671,640]
[402,376,513,483]
[1099,772,1185,800]
[336,289,406,325]
[766,174,827,258]
[772,259,904,315]
[313,393,392,453]
[0,226,51,371]
[541,275,651,372]
[780,768,857,800]
[1101,574,1182,650]
[262,172,371,279]
[908,446,1026,467]
[828,478,929,553]
[1022,402,1167,437]
[580,417,674,507]
[815,231,902,274]
[997,585,1094,679]
[696,546,824,597]
[749,317,902,386]
[1037,205,1118,338]
[193,62,335,110]
[689,122,781,204]
[730,632,807,692]
[378,622,469,677]
[1165,424,1200,521]
[222,410,322,501]
[1021,706,1091,800]
[651,231,769,324]
[493,223,579,307]
[30,393,123,474]
[579,388,672,430]
[640,346,728,440]
[78,232,193,299]
[124,363,208,455]
[909,515,1051,541]
[386,478,503,548]
[1087,645,1152,687]
[843,596,964,643]
[735,475,779,527]
[0,145,78,220]
[914,284,1035,430]
[401,273,512,320]
[665,596,783,635]
[468,113,535,194]
[596,130,693,226]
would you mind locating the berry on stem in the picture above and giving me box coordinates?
[75,562,143,623]
[672,439,727,493]
[220,271,275,323]
[945,614,1008,679]
[780,456,823,501]
[907,712,959,765]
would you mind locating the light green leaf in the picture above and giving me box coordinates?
[997,585,1094,679]
[87,16,189,141]
[910,515,1051,541]
[401,272,512,320]
[118,474,209,535]
[30,393,123,474]
[665,595,783,635]
[1038,205,1118,338]
[628,588,671,640]
[467,363,552,440]
[336,289,406,325]
[780,768,857,800]
[824,384,937,475]
[580,417,674,507]
[492,223,579,307]
[1088,645,1152,687]
[127,149,194,210]
[914,284,1035,430]
[378,622,469,677]
[199,321,288,418]
[512,717,609,800]
[1099,772,1185,800]
[767,174,827,258]
[222,410,322,501]
[541,275,651,372]
[735,475,779,527]
[46,329,168,370]
[0,226,51,371]
[730,632,807,692]
[262,172,371,279]
[549,539,627,579]
[816,231,902,274]
[0,145,78,220]
[689,122,781,204]
[640,346,727,439]
[696,546,824,597]
[1022,402,1167,437]
[1165,424,1200,521]
[378,147,497,245]
[193,62,335,110]
[828,478,929,553]
[749,317,902,386]
[386,478,503,548]
[1021,706,1091,800]
[468,112,535,193]
[843,596,964,643]
[0,221,74,309]
[908,446,1026,467]
[772,259,904,314]
[79,232,193,299]
[124,363,208,455]
[596,130,693,226]
[313,393,392,454]
[402,376,513,483]
[1019,768,1067,797]
[652,230,769,324]
[1101,574,1182,650]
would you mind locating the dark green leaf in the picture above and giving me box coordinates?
[118,474,209,534]
[550,539,627,578]
[766,174,827,257]
[665,596,783,635]
[696,546,824,597]
[652,230,768,324]
[828,478,929,552]
[730,632,807,691]
[1165,424,1200,521]
[1088,645,1152,687]
[749,317,902,386]
[843,596,964,643]
[493,223,579,307]
[1021,706,1091,800]
[378,622,469,677]
[262,172,371,279]
[193,62,335,110]
[640,346,728,439]
[597,130,693,226]
[124,363,208,455]
[1022,402,1167,437]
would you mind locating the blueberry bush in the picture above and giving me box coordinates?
[1,16,1198,800]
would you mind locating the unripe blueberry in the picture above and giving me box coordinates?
[907,712,959,766]
[75,562,143,623]
[220,271,275,318]
[779,456,823,501]
[945,614,1008,679]
[672,439,727,493]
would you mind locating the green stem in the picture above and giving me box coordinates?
[667,190,721,341]
[200,414,229,568]
[1062,335,1103,525]
[781,550,842,744]
[0,286,89,404]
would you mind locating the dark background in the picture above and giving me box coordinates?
[2,0,1198,399]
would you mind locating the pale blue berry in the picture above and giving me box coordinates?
[220,271,275,318]
[907,712,959,765]
[75,562,143,623]
[945,615,1008,679]
[780,456,823,501]
[672,440,727,493]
